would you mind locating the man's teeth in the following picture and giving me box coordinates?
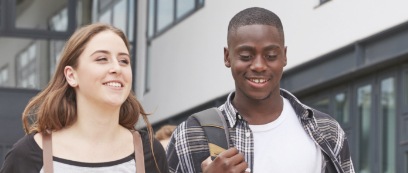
[250,79,267,84]
[105,82,122,87]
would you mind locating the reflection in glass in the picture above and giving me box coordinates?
[0,0,2,27]
[157,0,174,31]
[15,0,68,30]
[145,44,152,93]
[16,43,38,89]
[49,40,65,77]
[127,0,134,42]
[98,9,112,24]
[334,92,349,124]
[358,84,372,173]
[405,70,408,107]
[49,7,68,31]
[147,0,155,38]
[0,66,8,87]
[0,37,58,89]
[177,0,195,18]
[380,78,396,173]
[312,97,329,114]
[113,0,126,33]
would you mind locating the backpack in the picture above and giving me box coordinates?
[191,108,230,160]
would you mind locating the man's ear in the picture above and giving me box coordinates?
[64,66,77,87]
[224,47,231,68]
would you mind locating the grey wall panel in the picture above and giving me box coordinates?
[282,50,356,93]
[0,88,38,143]
[365,28,408,65]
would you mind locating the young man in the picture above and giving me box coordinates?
[167,7,355,173]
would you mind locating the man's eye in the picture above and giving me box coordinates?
[239,55,251,60]
[265,55,277,60]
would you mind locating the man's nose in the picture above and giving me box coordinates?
[250,56,267,72]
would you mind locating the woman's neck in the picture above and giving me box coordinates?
[69,99,123,141]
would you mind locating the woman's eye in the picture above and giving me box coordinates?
[119,59,129,65]
[96,57,108,61]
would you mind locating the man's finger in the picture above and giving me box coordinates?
[201,156,212,170]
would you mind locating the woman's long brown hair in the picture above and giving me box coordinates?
[21,23,160,172]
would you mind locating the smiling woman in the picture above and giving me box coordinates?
[0,23,169,173]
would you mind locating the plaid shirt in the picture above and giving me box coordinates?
[167,89,355,173]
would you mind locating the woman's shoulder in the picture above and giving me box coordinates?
[8,133,42,155]
[0,133,43,173]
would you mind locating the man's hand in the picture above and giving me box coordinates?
[201,147,250,173]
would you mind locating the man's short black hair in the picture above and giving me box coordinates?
[227,7,284,45]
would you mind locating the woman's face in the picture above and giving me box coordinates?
[65,30,132,108]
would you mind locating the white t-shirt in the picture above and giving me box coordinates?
[248,97,322,173]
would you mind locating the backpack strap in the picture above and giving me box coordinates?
[42,131,53,173]
[131,130,145,173]
[41,130,145,173]
[192,107,230,160]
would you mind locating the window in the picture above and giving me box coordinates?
[148,0,204,38]
[147,0,155,38]
[405,152,408,173]
[0,0,3,29]
[49,7,68,77]
[176,0,195,18]
[16,43,39,89]
[334,92,350,125]
[93,0,133,41]
[15,0,68,31]
[311,97,330,114]
[157,0,174,31]
[380,77,396,173]
[357,84,372,173]
[404,68,408,110]
[0,65,8,87]
[145,43,152,93]
[49,7,68,32]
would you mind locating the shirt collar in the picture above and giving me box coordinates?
[220,89,314,127]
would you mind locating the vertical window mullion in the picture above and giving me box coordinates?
[153,0,158,35]
[174,0,177,22]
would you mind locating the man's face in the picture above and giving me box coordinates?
[224,24,287,101]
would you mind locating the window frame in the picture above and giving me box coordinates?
[147,0,204,40]
[377,71,398,173]
[0,0,77,40]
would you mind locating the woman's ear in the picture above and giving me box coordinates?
[224,47,231,68]
[283,46,288,67]
[64,66,77,87]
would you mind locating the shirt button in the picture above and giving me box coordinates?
[245,132,250,137]
[237,114,242,120]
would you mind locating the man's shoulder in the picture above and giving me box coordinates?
[311,109,341,128]
[173,117,205,138]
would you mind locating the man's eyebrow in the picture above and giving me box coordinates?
[236,45,255,51]
[264,45,280,50]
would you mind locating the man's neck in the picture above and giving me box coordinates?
[232,92,284,125]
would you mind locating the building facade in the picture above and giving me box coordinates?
[1,0,408,172]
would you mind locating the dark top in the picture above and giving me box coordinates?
[0,130,169,173]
